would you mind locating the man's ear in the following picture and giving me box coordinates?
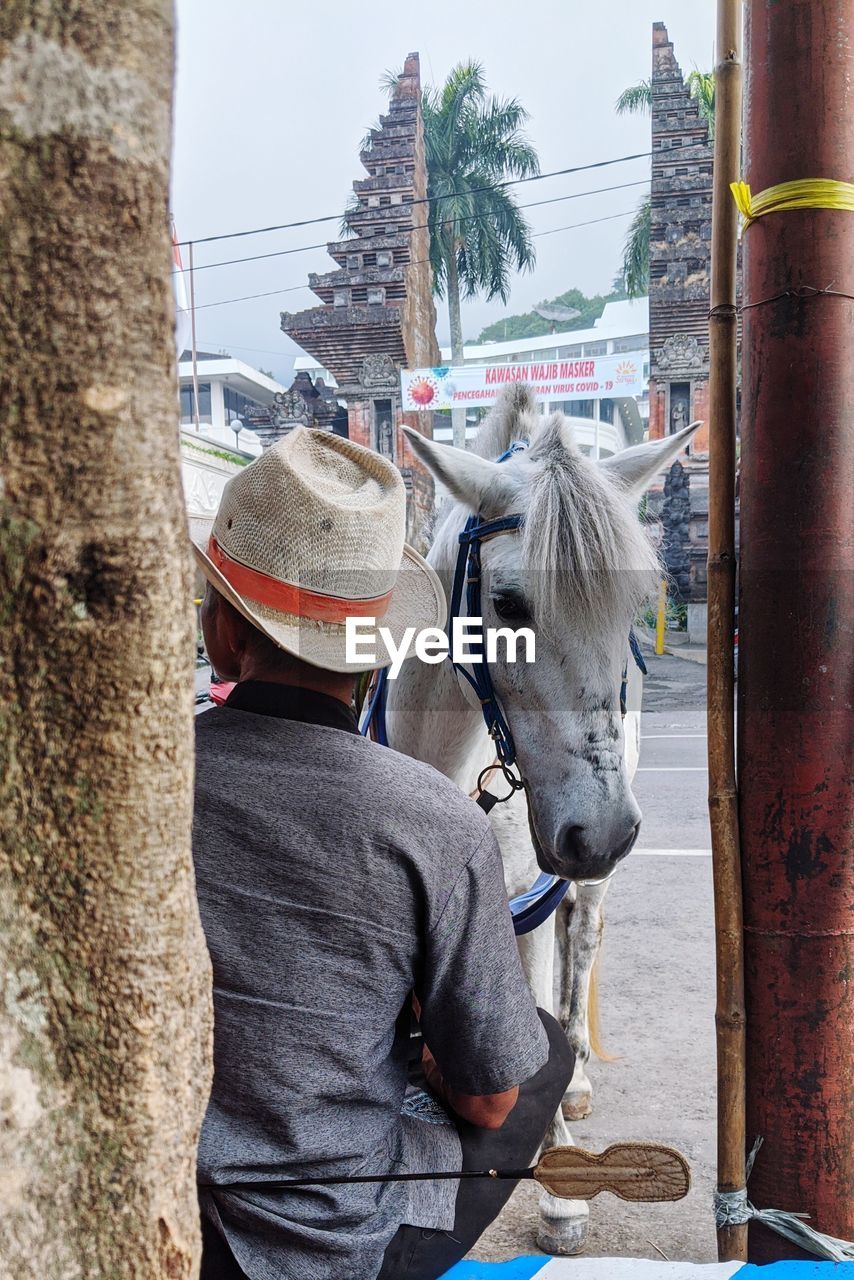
[599,421,702,494]
[201,586,248,680]
[401,427,518,514]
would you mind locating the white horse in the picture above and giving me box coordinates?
[387,386,698,1253]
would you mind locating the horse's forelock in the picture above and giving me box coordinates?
[464,391,659,636]
[519,415,660,637]
[471,384,540,459]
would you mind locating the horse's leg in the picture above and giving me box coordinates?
[517,917,589,1256]
[559,878,610,1121]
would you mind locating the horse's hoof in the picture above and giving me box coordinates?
[561,1090,593,1121]
[537,1192,589,1256]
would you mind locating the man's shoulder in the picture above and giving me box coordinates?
[361,737,493,844]
[195,707,494,855]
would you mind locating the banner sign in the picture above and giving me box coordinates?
[400,354,644,411]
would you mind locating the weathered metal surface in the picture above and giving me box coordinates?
[739,0,854,1260]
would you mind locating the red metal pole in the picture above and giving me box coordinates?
[739,0,854,1262]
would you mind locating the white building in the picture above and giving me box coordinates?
[179,351,288,549]
[293,298,649,459]
[178,350,288,458]
[435,298,649,458]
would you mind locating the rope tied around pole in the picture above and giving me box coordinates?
[713,1138,854,1261]
[731,177,854,228]
[709,285,854,321]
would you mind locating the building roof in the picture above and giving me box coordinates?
[440,297,649,362]
[177,354,286,398]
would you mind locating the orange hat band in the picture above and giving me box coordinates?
[207,536,393,623]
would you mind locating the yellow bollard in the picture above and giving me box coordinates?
[655,580,667,656]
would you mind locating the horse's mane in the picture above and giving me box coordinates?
[471,386,660,636]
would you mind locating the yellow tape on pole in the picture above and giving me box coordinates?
[730,178,854,228]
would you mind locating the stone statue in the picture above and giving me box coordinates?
[377,415,395,458]
[670,397,688,434]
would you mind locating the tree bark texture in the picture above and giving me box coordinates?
[0,5,213,1278]
[446,246,467,449]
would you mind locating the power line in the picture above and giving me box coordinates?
[191,208,640,313]
[175,151,652,248]
[535,208,640,237]
[177,178,650,278]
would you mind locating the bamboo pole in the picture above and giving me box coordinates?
[707,0,746,1263]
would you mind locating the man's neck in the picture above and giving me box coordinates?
[236,660,356,707]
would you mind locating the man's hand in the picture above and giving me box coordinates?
[421,1043,518,1131]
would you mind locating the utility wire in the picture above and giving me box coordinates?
[175,151,652,248]
[174,178,650,277]
[189,208,640,313]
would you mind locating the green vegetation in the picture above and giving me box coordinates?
[640,595,687,632]
[420,60,539,417]
[182,439,250,468]
[686,71,716,140]
[475,285,627,344]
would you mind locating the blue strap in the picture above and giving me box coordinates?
[359,666,389,745]
[629,627,647,675]
[508,873,573,936]
[449,513,524,769]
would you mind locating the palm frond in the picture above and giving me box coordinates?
[686,70,715,140]
[339,194,360,240]
[380,66,403,94]
[621,197,651,299]
[360,118,381,155]
[423,61,540,312]
[615,80,652,116]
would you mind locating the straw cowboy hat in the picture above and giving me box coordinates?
[193,426,446,673]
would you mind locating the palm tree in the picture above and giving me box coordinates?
[422,61,539,445]
[615,79,652,117]
[621,199,652,299]
[686,70,716,140]
[614,71,715,297]
[615,80,653,298]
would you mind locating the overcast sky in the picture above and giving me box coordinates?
[172,0,715,382]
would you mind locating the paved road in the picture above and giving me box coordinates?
[473,652,717,1265]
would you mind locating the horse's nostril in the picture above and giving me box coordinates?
[612,820,642,860]
[557,820,640,868]
[560,825,586,860]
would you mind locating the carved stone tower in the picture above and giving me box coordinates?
[647,22,714,454]
[281,52,440,542]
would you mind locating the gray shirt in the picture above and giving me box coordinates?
[194,683,548,1280]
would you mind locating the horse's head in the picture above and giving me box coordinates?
[404,386,699,884]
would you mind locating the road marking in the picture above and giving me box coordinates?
[635,848,712,857]
[643,733,707,739]
[636,766,708,772]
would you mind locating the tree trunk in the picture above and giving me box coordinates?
[446,246,467,449]
[0,5,213,1278]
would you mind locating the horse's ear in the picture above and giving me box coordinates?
[598,421,702,494]
[401,427,517,513]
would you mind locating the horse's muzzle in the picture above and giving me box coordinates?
[550,817,641,882]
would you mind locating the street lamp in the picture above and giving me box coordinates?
[231,416,244,452]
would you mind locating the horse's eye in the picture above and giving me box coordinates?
[492,592,531,623]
